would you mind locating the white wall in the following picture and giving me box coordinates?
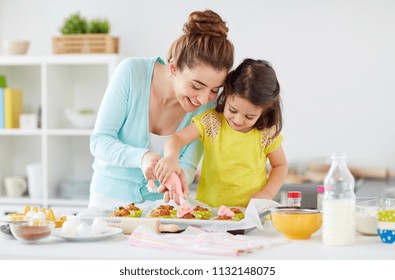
[1,0,395,169]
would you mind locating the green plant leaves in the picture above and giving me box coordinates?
[60,13,110,34]
[89,19,110,34]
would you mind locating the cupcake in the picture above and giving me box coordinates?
[110,203,142,218]
[193,205,212,220]
[214,206,245,221]
[229,207,245,221]
[111,206,131,217]
[176,204,195,219]
[148,205,174,218]
[124,203,142,218]
[214,205,235,220]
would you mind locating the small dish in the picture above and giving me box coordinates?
[0,224,14,239]
[355,197,383,235]
[65,108,96,129]
[3,40,29,55]
[10,220,54,243]
[271,207,322,240]
[51,227,122,241]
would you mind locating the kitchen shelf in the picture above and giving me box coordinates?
[0,54,119,212]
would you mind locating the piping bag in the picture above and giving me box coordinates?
[147,173,190,209]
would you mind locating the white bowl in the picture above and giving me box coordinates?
[65,109,96,129]
[3,40,30,55]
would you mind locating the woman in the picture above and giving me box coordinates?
[89,10,234,210]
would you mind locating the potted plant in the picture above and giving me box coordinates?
[60,13,89,34]
[52,12,118,54]
[89,18,110,34]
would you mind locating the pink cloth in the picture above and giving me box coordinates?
[128,225,266,256]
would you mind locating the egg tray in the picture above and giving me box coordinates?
[3,205,67,228]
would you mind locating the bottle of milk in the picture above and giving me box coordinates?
[322,153,356,246]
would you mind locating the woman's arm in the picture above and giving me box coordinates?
[252,145,288,199]
[90,59,151,169]
[155,123,201,185]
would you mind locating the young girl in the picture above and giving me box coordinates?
[155,59,288,207]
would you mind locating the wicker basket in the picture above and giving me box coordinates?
[52,34,119,54]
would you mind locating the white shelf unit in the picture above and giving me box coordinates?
[0,55,119,214]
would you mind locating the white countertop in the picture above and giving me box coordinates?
[0,221,393,260]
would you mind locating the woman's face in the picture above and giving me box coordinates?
[223,95,263,133]
[172,63,227,112]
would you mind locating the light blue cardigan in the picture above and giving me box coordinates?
[90,57,214,202]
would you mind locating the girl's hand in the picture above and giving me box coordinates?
[141,151,162,180]
[154,156,181,186]
[158,170,190,205]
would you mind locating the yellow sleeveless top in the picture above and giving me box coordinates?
[193,109,283,207]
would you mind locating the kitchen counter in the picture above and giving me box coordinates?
[1,180,394,260]
[0,221,393,260]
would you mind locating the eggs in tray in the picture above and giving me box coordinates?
[7,205,66,228]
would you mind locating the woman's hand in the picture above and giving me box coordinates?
[157,170,190,205]
[141,151,162,180]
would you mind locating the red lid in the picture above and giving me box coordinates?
[317,185,325,193]
[287,191,302,198]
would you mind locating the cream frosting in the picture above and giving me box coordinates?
[177,203,194,218]
[218,205,235,217]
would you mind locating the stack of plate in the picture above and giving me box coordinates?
[58,178,90,200]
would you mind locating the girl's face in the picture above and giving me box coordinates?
[172,62,227,112]
[223,95,264,133]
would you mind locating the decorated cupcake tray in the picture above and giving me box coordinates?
[80,200,261,232]
[78,199,279,232]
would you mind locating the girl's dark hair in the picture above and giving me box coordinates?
[216,58,282,135]
[168,10,234,72]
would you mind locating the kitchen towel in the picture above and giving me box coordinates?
[128,225,286,256]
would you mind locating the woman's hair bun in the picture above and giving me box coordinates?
[183,9,228,38]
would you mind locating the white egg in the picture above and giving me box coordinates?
[32,211,46,221]
[62,220,80,235]
[25,210,36,218]
[91,218,107,234]
[78,223,93,236]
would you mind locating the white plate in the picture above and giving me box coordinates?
[51,227,123,241]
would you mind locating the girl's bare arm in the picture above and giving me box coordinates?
[252,145,288,199]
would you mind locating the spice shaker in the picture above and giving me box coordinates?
[287,191,302,207]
